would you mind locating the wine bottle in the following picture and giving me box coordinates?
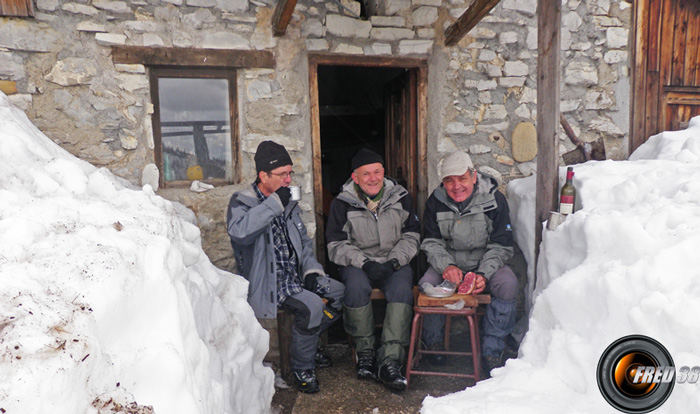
[559,166,575,215]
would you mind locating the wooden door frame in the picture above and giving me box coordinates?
[308,53,429,260]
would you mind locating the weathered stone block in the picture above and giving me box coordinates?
[306,39,329,51]
[202,32,250,49]
[565,60,598,85]
[398,39,433,55]
[502,0,536,16]
[93,1,131,13]
[326,14,372,38]
[370,16,405,27]
[370,27,414,41]
[503,61,529,77]
[333,43,364,54]
[606,27,629,49]
[412,6,438,27]
[62,2,99,15]
[45,58,98,86]
[95,33,127,46]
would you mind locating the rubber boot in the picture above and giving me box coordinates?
[344,303,375,354]
[377,302,412,366]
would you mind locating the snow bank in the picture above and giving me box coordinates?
[422,116,700,413]
[0,92,274,413]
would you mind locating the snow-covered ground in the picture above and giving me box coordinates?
[0,92,274,413]
[422,117,700,413]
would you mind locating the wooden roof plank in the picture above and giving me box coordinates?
[272,0,299,37]
[444,0,501,46]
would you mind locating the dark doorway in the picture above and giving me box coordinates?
[308,55,428,271]
[318,65,407,196]
[315,65,417,278]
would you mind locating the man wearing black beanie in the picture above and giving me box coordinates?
[227,140,344,393]
[325,148,420,391]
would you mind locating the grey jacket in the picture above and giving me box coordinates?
[421,173,514,280]
[325,178,420,269]
[227,185,323,319]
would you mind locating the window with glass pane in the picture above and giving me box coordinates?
[158,77,233,183]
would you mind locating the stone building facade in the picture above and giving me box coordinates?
[1,0,632,273]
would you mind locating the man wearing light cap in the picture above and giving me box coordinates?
[325,148,420,391]
[227,140,344,393]
[420,151,518,376]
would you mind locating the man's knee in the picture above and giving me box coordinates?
[487,266,518,301]
[383,265,413,304]
[283,293,324,332]
[340,266,372,307]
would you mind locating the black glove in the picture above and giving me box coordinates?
[303,272,321,292]
[275,186,291,207]
[362,260,389,282]
[385,258,401,272]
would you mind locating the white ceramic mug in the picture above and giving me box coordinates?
[289,185,301,201]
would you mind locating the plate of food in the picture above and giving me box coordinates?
[421,280,457,298]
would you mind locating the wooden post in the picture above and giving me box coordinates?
[535,0,561,286]
[271,0,299,37]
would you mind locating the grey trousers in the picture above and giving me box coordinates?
[419,265,518,358]
[281,276,345,371]
[340,265,414,364]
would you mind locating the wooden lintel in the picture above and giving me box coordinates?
[272,0,299,37]
[111,46,275,69]
[444,0,501,46]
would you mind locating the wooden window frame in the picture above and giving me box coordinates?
[111,46,275,189]
[0,0,34,17]
[149,67,240,189]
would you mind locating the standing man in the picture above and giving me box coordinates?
[325,148,420,391]
[419,151,518,376]
[227,140,344,394]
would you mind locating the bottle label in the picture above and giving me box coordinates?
[560,195,574,214]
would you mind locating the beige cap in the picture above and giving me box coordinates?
[437,151,474,181]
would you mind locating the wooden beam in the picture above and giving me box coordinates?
[272,0,299,37]
[111,46,275,69]
[444,0,501,46]
[534,0,561,286]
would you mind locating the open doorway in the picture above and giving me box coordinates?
[308,55,428,274]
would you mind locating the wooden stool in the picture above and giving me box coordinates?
[405,292,491,387]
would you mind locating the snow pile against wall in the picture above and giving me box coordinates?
[422,116,700,413]
[0,92,274,413]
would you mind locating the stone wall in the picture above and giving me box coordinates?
[1,0,632,272]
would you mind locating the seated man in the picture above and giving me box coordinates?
[325,148,420,391]
[227,140,344,393]
[419,151,518,376]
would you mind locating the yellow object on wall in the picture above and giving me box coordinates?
[186,165,204,180]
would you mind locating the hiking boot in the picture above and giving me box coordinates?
[314,346,333,368]
[378,360,407,391]
[482,354,504,378]
[424,341,447,366]
[356,350,377,380]
[293,369,320,394]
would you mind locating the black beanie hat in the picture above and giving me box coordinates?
[254,140,293,173]
[351,148,384,171]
